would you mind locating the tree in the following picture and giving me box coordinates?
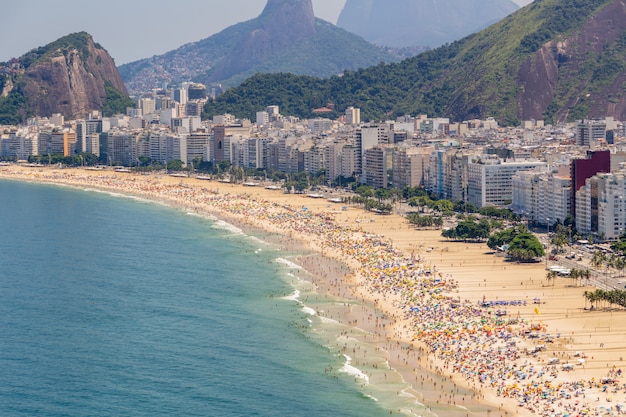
[487,227,521,250]
[432,199,453,212]
[442,219,490,241]
[591,250,607,279]
[407,213,443,229]
[167,159,184,171]
[355,185,374,198]
[101,80,135,117]
[507,232,545,262]
[550,224,570,253]
[374,188,390,201]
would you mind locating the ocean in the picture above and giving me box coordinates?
[0,179,435,417]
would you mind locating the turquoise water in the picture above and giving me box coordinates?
[0,180,430,417]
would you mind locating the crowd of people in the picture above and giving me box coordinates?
[2,166,625,417]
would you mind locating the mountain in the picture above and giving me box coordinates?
[337,0,520,49]
[0,32,131,124]
[203,0,626,125]
[118,0,398,94]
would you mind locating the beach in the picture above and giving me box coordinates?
[1,164,625,417]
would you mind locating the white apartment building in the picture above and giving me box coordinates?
[345,107,361,125]
[256,111,269,127]
[576,172,626,240]
[512,167,570,225]
[392,147,432,189]
[363,146,388,189]
[324,142,344,184]
[576,119,606,147]
[187,132,210,164]
[467,156,546,208]
[85,133,100,157]
[340,145,358,180]
[0,133,34,160]
[307,118,333,134]
[107,130,141,166]
[147,131,187,166]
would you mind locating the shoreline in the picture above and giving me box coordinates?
[2,165,625,417]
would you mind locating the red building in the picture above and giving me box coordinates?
[570,150,610,219]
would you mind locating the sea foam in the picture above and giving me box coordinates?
[340,355,370,384]
[275,258,302,269]
[281,290,301,301]
[211,219,244,235]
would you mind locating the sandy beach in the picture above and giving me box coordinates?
[1,164,625,417]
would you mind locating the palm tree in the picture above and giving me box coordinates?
[546,270,557,287]
[583,290,592,309]
[570,269,582,287]
[591,250,607,270]
[591,250,608,287]
[613,256,626,278]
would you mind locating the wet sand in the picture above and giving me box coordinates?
[1,165,625,417]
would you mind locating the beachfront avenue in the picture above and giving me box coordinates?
[1,111,626,245]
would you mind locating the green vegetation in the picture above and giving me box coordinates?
[506,232,545,262]
[406,213,443,229]
[28,152,99,166]
[610,231,626,256]
[203,0,615,124]
[442,219,491,242]
[583,289,626,309]
[20,32,96,69]
[101,81,135,117]
[212,19,397,88]
[0,90,30,125]
[487,225,527,251]
[121,18,398,92]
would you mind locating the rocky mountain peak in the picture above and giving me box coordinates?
[0,32,129,122]
[207,0,318,81]
[261,0,316,35]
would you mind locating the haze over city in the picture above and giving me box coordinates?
[2,0,533,65]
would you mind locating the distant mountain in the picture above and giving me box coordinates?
[118,0,399,94]
[0,32,131,124]
[337,0,520,49]
[204,0,626,125]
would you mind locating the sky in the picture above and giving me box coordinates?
[1,0,532,65]
[1,0,347,65]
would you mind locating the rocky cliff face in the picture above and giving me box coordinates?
[337,0,519,48]
[208,0,316,81]
[4,32,127,120]
[519,0,626,122]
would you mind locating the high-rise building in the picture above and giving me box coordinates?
[356,124,390,182]
[570,150,610,220]
[512,167,571,226]
[576,119,606,147]
[256,111,269,127]
[576,171,626,240]
[363,146,388,188]
[392,147,432,189]
[467,156,546,208]
[138,98,156,115]
[187,132,210,164]
[345,106,361,125]
[76,119,102,153]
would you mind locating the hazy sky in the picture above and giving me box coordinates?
[2,0,532,65]
[1,0,346,65]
